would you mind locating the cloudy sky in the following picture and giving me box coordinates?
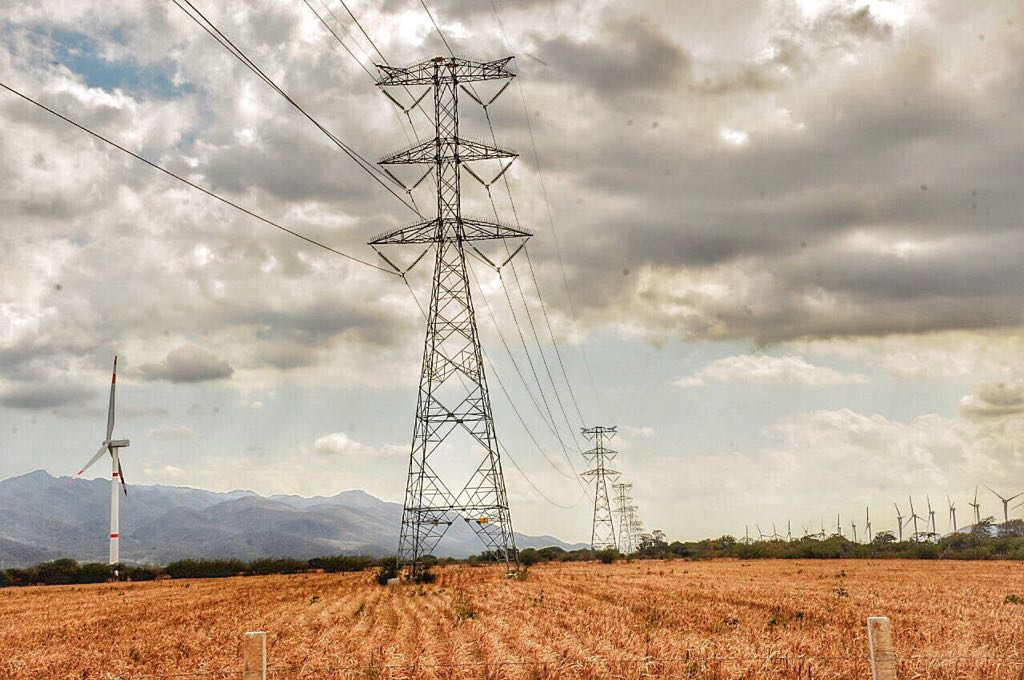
[2,0,1023,545]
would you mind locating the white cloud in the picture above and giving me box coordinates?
[675,354,868,388]
[312,432,404,459]
[147,424,199,440]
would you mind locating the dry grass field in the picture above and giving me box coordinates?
[1,559,1023,679]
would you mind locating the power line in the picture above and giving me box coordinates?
[170,0,421,216]
[486,0,607,422]
[418,0,455,55]
[337,0,388,65]
[299,0,376,80]
[0,79,395,276]
[428,0,590,434]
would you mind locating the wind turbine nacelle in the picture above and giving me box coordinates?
[108,439,130,447]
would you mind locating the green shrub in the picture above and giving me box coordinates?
[376,558,400,586]
[165,559,245,579]
[76,562,114,583]
[34,558,82,585]
[0,569,33,588]
[123,564,162,581]
[308,555,373,573]
[597,548,618,564]
[518,548,541,567]
[249,558,308,575]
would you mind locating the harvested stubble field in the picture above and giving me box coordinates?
[2,559,1023,679]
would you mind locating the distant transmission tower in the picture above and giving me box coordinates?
[369,56,530,578]
[628,508,644,552]
[613,482,636,554]
[582,426,620,552]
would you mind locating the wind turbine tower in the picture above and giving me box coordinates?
[865,507,872,543]
[925,495,938,540]
[582,426,620,552]
[947,496,958,533]
[969,486,981,525]
[894,503,905,542]
[75,356,130,565]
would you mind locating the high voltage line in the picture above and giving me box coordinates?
[305,0,590,483]
[0,80,395,276]
[5,2,601,517]
[169,0,421,216]
[485,0,608,423]
[419,0,591,453]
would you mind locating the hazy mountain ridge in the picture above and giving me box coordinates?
[0,470,584,567]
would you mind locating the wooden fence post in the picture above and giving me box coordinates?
[242,631,267,680]
[867,616,896,680]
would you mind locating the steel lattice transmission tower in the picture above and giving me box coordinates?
[369,57,530,578]
[613,482,637,554]
[582,426,620,552]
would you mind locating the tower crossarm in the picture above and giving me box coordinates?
[370,218,531,245]
[377,56,515,87]
[381,138,516,165]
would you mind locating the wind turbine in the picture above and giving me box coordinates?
[894,503,905,542]
[75,356,130,565]
[851,517,858,543]
[865,507,873,543]
[756,524,768,542]
[771,522,782,541]
[836,513,843,538]
[985,486,1024,524]
[907,497,924,541]
[787,520,793,542]
[926,495,938,540]
[969,486,981,525]
[947,496,957,533]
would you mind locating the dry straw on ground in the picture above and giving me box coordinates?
[1,559,1022,679]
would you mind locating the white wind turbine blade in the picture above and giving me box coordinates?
[77,444,109,476]
[106,355,118,442]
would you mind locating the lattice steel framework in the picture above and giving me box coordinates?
[369,57,530,578]
[613,482,637,554]
[582,426,619,552]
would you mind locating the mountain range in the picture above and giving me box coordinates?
[0,470,583,567]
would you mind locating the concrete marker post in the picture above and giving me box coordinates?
[242,631,267,680]
[867,616,896,680]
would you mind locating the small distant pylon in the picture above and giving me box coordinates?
[613,482,637,554]
[582,426,619,552]
[628,510,644,552]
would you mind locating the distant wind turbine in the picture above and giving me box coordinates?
[947,496,957,532]
[75,356,131,565]
[865,507,872,543]
[894,503,905,542]
[969,486,981,525]
[926,495,938,540]
[986,486,1024,524]
[907,497,924,542]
